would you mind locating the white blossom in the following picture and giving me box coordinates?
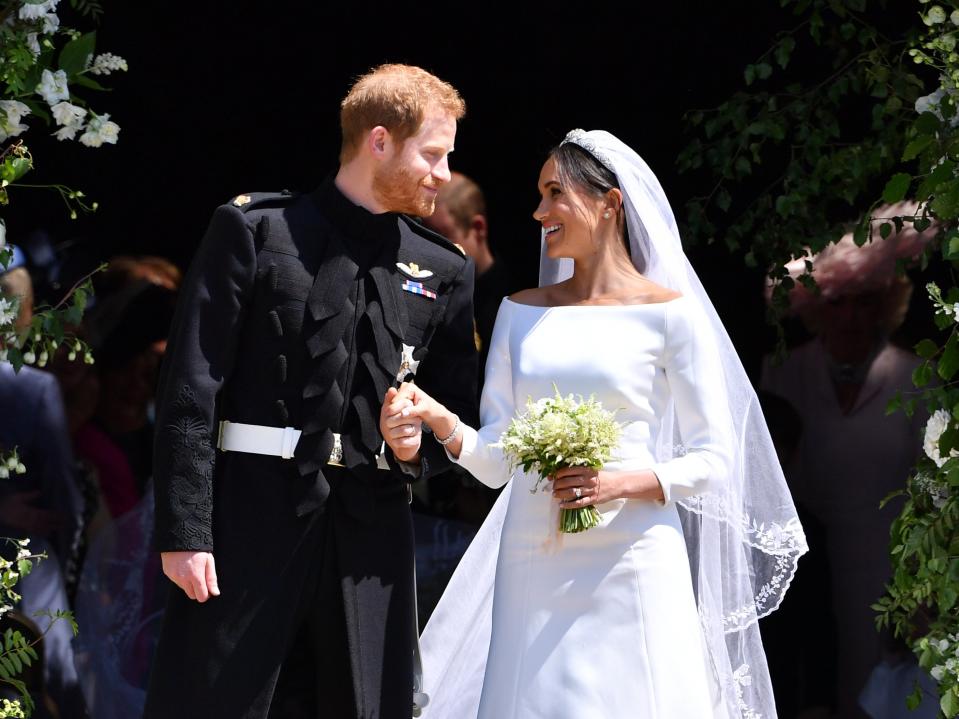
[88,53,128,76]
[35,69,69,106]
[79,113,119,147]
[26,33,40,58]
[50,101,85,128]
[0,101,30,142]
[5,457,15,471]
[939,638,951,652]
[924,409,959,467]
[952,9,959,25]
[40,10,58,34]
[933,664,946,680]
[22,351,35,365]
[54,124,80,141]
[18,0,58,21]
[0,467,9,480]
[0,298,17,326]
[927,5,948,24]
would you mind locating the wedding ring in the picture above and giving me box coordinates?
[573,487,582,499]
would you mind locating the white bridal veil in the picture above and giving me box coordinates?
[420,130,808,719]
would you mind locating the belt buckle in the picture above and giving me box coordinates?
[328,432,345,467]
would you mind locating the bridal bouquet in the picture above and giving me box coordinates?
[498,386,624,533]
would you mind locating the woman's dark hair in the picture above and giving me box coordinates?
[548,142,630,253]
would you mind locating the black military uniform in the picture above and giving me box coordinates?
[144,178,478,719]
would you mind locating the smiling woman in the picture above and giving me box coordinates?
[539,141,630,257]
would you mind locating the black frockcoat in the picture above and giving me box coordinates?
[144,179,478,718]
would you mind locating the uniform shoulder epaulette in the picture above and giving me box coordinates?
[227,190,299,213]
[399,214,468,261]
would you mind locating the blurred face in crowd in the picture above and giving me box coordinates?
[372,108,456,217]
[423,202,482,256]
[818,289,886,352]
[96,343,164,435]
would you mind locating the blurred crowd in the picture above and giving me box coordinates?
[0,182,942,719]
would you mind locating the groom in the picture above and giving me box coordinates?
[144,64,478,719]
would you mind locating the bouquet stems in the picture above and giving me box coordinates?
[559,505,601,533]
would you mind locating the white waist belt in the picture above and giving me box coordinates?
[217,420,389,469]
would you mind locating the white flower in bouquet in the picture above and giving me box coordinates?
[79,113,119,147]
[924,409,959,468]
[88,53,128,76]
[18,0,58,21]
[498,386,625,533]
[51,101,86,128]
[36,69,69,106]
[26,33,41,58]
[0,101,30,142]
[0,297,17,326]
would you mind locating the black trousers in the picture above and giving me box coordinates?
[266,514,355,718]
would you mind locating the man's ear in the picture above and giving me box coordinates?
[470,214,488,244]
[368,126,392,159]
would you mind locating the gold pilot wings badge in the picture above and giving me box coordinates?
[396,262,434,279]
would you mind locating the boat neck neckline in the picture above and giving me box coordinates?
[503,295,684,309]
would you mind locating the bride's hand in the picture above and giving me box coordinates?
[551,467,621,507]
[395,382,445,427]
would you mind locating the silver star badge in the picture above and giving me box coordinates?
[396,344,420,382]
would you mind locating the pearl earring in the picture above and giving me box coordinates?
[603,210,612,219]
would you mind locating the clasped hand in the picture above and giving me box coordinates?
[380,382,426,463]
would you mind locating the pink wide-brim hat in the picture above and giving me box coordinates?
[770,201,937,313]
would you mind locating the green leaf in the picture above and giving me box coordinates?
[916,339,939,359]
[941,688,959,718]
[945,235,959,261]
[744,65,756,86]
[931,186,959,219]
[775,36,796,69]
[715,189,732,212]
[73,74,109,92]
[883,173,912,203]
[940,333,959,381]
[880,222,892,239]
[756,62,773,80]
[903,135,934,161]
[58,31,96,77]
[914,363,934,387]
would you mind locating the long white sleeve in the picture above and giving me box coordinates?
[650,298,732,504]
[453,301,514,488]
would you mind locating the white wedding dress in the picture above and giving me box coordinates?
[423,295,732,718]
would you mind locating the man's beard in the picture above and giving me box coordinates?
[372,160,437,216]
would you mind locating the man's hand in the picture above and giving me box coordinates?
[161,551,220,602]
[381,384,422,463]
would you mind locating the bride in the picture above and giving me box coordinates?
[381,130,807,718]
